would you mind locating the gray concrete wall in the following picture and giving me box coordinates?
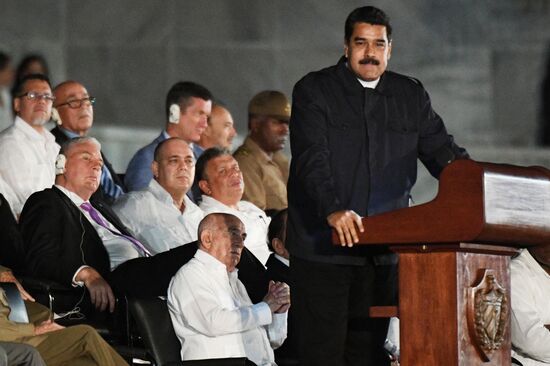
[2,0,550,198]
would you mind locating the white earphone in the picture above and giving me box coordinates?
[51,107,62,125]
[55,154,67,175]
[169,104,180,124]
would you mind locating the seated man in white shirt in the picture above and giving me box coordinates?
[20,137,269,314]
[196,147,272,265]
[511,245,550,366]
[0,74,59,219]
[168,213,289,365]
[113,137,204,255]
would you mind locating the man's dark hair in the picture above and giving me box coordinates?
[0,52,11,71]
[15,54,49,82]
[267,209,288,251]
[13,73,51,96]
[165,81,213,122]
[345,6,392,43]
[195,147,231,182]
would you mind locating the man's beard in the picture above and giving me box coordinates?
[31,116,49,126]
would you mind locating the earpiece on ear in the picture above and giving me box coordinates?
[169,104,180,124]
[51,107,62,125]
[55,154,67,175]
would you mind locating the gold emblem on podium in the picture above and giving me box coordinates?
[467,269,508,362]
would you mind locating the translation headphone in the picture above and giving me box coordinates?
[169,104,180,124]
[51,107,62,125]
[55,154,66,175]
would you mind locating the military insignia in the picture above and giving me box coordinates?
[467,269,508,362]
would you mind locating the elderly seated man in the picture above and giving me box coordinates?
[197,147,272,265]
[168,213,289,365]
[511,245,550,366]
[113,137,203,255]
[20,137,268,313]
[0,266,127,366]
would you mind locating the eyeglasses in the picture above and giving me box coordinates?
[56,97,96,109]
[17,92,56,102]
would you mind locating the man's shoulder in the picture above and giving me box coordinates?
[295,63,340,88]
[381,70,425,91]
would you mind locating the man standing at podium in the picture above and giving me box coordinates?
[287,6,468,366]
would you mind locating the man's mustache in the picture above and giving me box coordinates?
[359,57,380,65]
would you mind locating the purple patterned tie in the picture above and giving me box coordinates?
[80,202,152,257]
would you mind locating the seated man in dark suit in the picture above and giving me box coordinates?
[265,209,297,363]
[20,137,268,314]
[265,209,289,284]
[51,80,124,204]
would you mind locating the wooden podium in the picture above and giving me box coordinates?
[334,159,550,366]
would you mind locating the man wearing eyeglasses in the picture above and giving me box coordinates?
[51,81,125,205]
[0,74,59,219]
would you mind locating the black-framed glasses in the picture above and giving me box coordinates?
[17,92,55,102]
[56,97,96,109]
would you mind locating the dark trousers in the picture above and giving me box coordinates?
[290,256,396,366]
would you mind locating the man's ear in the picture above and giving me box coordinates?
[151,161,159,179]
[344,40,350,59]
[13,97,20,114]
[271,238,285,256]
[198,180,211,195]
[199,230,212,250]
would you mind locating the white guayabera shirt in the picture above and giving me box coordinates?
[168,249,287,365]
[511,249,550,366]
[0,116,59,218]
[113,179,204,255]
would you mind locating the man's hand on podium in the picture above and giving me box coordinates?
[327,210,364,247]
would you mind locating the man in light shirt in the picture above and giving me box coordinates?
[20,137,268,313]
[113,137,204,255]
[511,245,550,366]
[196,147,272,265]
[197,103,237,152]
[168,213,289,365]
[0,74,59,219]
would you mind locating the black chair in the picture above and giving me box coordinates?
[127,296,252,366]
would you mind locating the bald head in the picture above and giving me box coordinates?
[198,213,246,272]
[53,80,94,136]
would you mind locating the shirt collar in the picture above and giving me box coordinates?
[55,184,86,206]
[242,137,272,163]
[274,254,290,267]
[58,126,81,139]
[356,77,380,89]
[147,179,175,205]
[200,195,240,212]
[14,116,56,143]
[195,248,237,274]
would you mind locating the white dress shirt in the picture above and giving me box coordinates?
[511,249,550,366]
[199,195,271,265]
[168,249,287,365]
[56,185,141,274]
[113,179,204,255]
[0,176,18,219]
[0,116,59,217]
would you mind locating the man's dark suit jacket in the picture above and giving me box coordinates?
[51,126,125,204]
[19,187,268,303]
[265,254,290,285]
[0,194,24,272]
[287,56,469,265]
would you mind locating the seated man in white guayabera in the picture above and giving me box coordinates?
[168,213,289,365]
[113,138,203,255]
[196,147,271,265]
[511,245,550,366]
